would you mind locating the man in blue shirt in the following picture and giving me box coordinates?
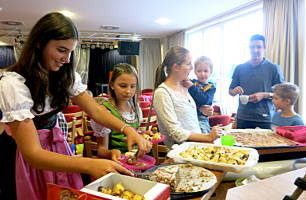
[229,34,284,129]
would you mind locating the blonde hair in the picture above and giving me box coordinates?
[272,82,300,105]
[194,56,213,71]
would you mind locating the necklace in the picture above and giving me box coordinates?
[108,98,139,124]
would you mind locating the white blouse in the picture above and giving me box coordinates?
[153,83,201,148]
[91,101,143,137]
[0,71,87,123]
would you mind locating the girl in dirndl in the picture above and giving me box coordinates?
[0,12,151,200]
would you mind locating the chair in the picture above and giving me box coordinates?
[152,144,169,165]
[212,105,221,115]
[64,114,77,146]
[139,107,157,131]
[142,92,153,96]
[139,101,151,109]
[141,88,153,94]
[208,115,231,127]
[63,105,86,137]
[84,140,98,158]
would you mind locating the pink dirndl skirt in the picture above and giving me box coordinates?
[15,121,83,200]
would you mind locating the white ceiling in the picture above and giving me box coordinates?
[0,0,255,40]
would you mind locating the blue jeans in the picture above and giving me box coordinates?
[198,115,211,134]
[236,119,271,129]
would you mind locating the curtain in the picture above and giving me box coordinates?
[0,46,16,68]
[160,31,185,58]
[13,46,22,61]
[138,39,161,90]
[74,47,90,84]
[87,49,131,96]
[263,0,305,117]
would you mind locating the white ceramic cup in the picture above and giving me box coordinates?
[240,95,249,104]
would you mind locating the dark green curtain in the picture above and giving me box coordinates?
[0,46,16,69]
[87,49,132,96]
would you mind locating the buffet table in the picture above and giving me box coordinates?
[168,145,306,200]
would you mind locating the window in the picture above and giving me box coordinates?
[185,6,263,113]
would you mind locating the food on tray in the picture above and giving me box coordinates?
[134,162,147,167]
[153,164,180,191]
[148,164,217,193]
[227,132,298,147]
[124,149,138,164]
[98,182,145,200]
[179,146,249,166]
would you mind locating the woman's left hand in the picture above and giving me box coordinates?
[208,126,222,142]
[125,127,152,158]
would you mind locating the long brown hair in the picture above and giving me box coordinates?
[108,63,140,123]
[154,46,190,88]
[8,12,79,113]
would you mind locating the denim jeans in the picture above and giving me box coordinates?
[198,114,211,134]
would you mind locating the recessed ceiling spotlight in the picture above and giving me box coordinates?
[0,20,24,26]
[154,17,172,25]
[0,8,3,12]
[100,25,120,31]
[59,10,75,18]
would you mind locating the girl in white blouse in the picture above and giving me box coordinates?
[153,46,221,148]
[0,12,151,200]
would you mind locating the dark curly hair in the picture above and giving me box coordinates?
[8,12,79,113]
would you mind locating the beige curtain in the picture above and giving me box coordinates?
[74,47,90,84]
[263,0,305,116]
[138,39,161,90]
[160,31,185,58]
[13,46,22,61]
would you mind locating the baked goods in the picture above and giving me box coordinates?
[98,182,145,200]
[227,131,298,147]
[149,164,217,193]
[179,145,249,166]
[124,149,138,164]
[153,165,180,191]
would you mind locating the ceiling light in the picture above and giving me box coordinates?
[0,8,3,12]
[154,17,172,25]
[59,10,75,18]
[100,44,106,49]
[0,41,8,46]
[90,44,96,49]
[109,45,114,50]
[81,44,87,49]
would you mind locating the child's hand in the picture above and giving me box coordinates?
[200,105,214,116]
[110,149,122,164]
[126,129,152,158]
[181,79,193,88]
[88,159,133,178]
[208,126,222,142]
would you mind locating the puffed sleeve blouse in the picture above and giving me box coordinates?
[0,71,87,126]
